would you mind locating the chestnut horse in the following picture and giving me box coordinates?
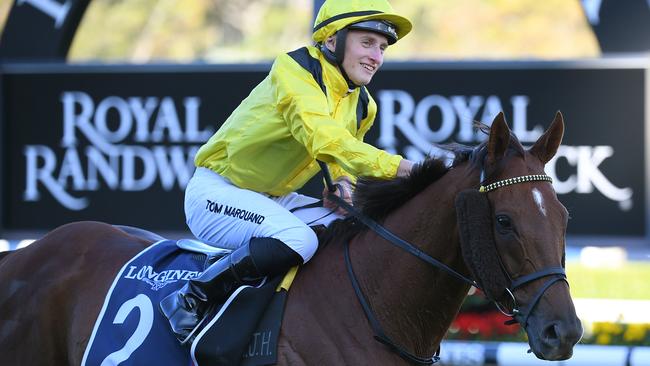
[0,112,582,365]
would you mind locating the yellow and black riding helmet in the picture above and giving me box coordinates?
[313,0,412,86]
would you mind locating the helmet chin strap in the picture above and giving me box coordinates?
[319,28,359,91]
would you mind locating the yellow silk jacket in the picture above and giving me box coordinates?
[194,45,403,196]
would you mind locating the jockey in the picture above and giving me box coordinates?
[160,0,415,343]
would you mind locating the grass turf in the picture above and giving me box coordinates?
[567,261,650,300]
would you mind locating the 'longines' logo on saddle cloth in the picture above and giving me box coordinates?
[123,265,201,291]
[82,239,289,366]
[82,239,205,366]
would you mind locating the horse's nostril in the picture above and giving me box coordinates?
[543,323,560,344]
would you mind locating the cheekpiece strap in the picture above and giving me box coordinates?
[479,174,553,193]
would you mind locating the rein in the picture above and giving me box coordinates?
[318,161,565,364]
[324,184,445,364]
[319,162,469,364]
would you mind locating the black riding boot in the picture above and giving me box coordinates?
[159,237,303,343]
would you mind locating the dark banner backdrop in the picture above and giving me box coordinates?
[1,62,646,239]
[365,64,646,237]
[582,0,650,53]
[0,0,91,60]
[1,66,268,231]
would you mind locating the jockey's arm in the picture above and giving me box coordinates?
[397,159,414,177]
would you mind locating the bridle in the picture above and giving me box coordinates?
[478,172,568,328]
[318,162,568,365]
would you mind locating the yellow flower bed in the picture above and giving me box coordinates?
[585,322,650,346]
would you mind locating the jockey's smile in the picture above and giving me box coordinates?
[326,30,388,86]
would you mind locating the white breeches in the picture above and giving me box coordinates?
[184,167,341,263]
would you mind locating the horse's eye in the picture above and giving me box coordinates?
[496,215,512,230]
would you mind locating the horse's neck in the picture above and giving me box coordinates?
[350,169,474,355]
[282,166,477,363]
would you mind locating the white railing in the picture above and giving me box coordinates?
[439,341,650,366]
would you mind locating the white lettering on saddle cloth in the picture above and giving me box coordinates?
[243,331,273,359]
[82,240,200,366]
[123,265,200,291]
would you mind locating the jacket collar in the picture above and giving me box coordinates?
[317,47,357,97]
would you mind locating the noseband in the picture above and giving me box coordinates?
[479,173,568,327]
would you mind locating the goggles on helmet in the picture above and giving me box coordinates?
[347,20,398,44]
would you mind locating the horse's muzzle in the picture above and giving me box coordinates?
[528,318,583,360]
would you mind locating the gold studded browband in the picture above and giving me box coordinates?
[479,174,553,193]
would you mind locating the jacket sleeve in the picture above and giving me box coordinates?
[329,162,353,183]
[271,53,402,179]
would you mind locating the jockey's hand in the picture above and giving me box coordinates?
[323,176,353,215]
[397,159,414,177]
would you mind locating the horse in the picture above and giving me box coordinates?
[0,112,582,365]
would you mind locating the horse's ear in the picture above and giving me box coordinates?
[487,112,511,165]
[530,111,564,164]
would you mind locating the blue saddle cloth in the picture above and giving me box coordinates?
[81,239,203,366]
[81,239,286,366]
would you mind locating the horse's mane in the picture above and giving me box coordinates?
[318,144,473,246]
[0,250,12,264]
[318,123,524,246]
[353,149,469,221]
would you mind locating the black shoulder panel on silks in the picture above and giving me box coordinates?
[287,47,370,132]
[287,47,326,95]
[356,86,369,130]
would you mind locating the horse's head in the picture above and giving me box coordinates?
[456,112,582,360]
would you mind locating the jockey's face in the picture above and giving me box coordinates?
[326,29,388,86]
